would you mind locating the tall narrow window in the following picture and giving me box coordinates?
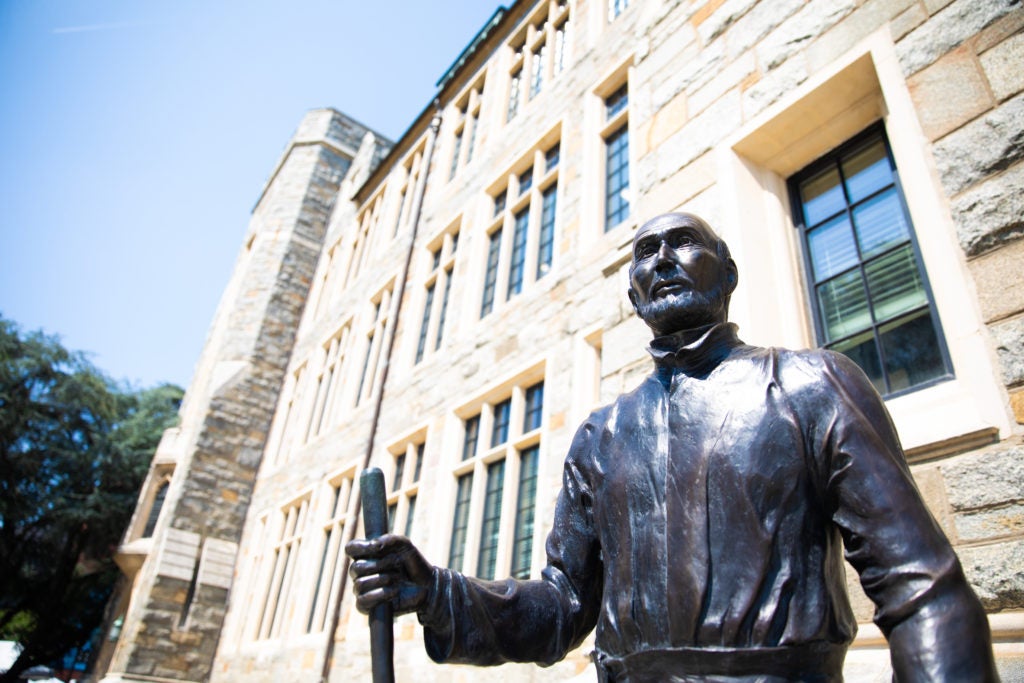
[507,69,522,122]
[491,398,512,447]
[537,186,557,278]
[476,461,506,580]
[608,0,629,21]
[511,445,539,579]
[603,83,630,231]
[387,437,426,540]
[306,474,353,633]
[449,132,463,181]
[554,19,570,74]
[530,43,546,98]
[256,498,309,640]
[463,415,481,460]
[307,325,349,440]
[789,125,950,396]
[357,288,392,404]
[142,477,170,538]
[416,284,435,364]
[448,473,474,571]
[507,208,530,299]
[416,230,459,364]
[481,229,503,317]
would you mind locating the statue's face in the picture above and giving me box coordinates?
[628,213,737,336]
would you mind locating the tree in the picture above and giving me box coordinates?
[0,317,183,682]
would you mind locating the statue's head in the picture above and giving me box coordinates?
[627,212,738,337]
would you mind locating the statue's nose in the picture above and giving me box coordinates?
[654,242,677,270]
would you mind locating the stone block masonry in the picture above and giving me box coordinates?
[99,110,381,683]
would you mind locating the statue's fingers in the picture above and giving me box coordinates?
[354,586,399,615]
[353,572,396,595]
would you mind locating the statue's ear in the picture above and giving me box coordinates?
[724,258,738,296]
[627,286,640,315]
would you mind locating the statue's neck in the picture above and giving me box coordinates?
[647,322,742,377]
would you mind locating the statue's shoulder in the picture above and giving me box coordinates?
[766,345,878,398]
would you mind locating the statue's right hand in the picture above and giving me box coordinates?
[345,534,436,616]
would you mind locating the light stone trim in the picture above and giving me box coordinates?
[198,538,239,590]
[156,528,200,582]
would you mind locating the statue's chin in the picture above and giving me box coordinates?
[638,291,724,336]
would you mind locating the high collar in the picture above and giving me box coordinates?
[648,322,743,378]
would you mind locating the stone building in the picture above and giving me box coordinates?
[95,0,1024,681]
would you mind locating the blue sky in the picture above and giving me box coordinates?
[0,0,503,389]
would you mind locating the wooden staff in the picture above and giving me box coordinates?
[359,467,395,683]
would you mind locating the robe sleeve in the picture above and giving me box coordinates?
[818,351,997,682]
[417,415,605,666]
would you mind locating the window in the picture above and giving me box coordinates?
[608,0,629,21]
[603,83,630,231]
[305,324,350,440]
[306,473,354,633]
[480,137,561,317]
[269,363,308,466]
[507,69,522,122]
[393,143,425,238]
[140,471,173,538]
[416,229,459,364]
[450,80,484,180]
[507,1,572,118]
[345,193,385,287]
[789,125,951,396]
[356,285,393,405]
[387,438,425,538]
[448,374,545,580]
[254,497,310,639]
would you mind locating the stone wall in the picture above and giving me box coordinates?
[98,110,378,683]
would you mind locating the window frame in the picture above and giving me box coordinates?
[446,371,546,580]
[788,123,953,399]
[479,135,561,319]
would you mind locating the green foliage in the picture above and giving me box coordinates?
[0,316,183,681]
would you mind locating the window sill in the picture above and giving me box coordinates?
[886,377,1003,458]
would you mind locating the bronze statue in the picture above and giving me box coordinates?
[347,213,997,681]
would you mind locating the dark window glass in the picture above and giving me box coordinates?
[415,283,435,364]
[476,460,506,580]
[481,229,502,317]
[790,125,950,396]
[413,443,424,482]
[507,208,530,298]
[491,399,511,447]
[448,473,474,571]
[519,167,533,195]
[435,268,453,351]
[524,381,544,431]
[545,143,560,172]
[537,185,557,278]
[387,502,397,533]
[494,190,507,216]
[449,131,462,180]
[605,84,628,118]
[393,453,406,491]
[405,495,417,537]
[605,124,630,230]
[463,415,480,460]
[142,481,169,538]
[511,446,539,579]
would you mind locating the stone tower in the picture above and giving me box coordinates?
[95,109,389,683]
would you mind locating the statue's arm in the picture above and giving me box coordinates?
[418,419,604,666]
[818,352,997,681]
